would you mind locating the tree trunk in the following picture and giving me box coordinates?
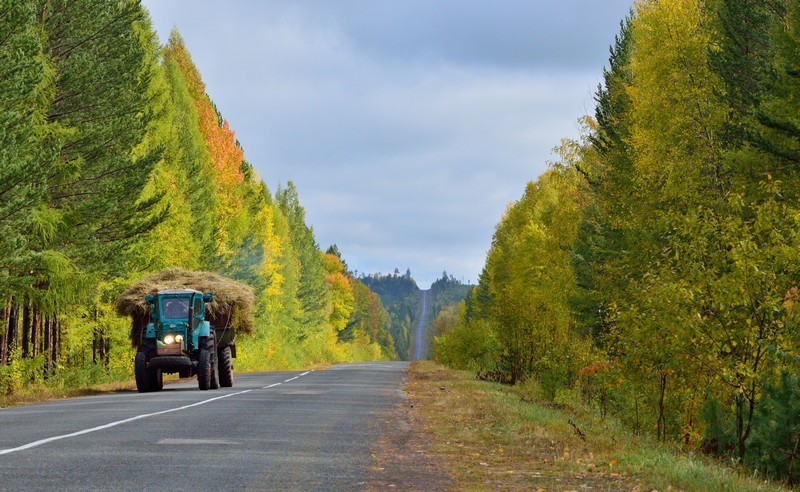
[6,301,19,361]
[92,328,98,364]
[32,307,41,357]
[102,331,109,367]
[51,316,59,376]
[92,308,109,367]
[43,315,51,376]
[787,432,800,487]
[0,299,9,365]
[658,372,667,442]
[21,301,31,359]
[736,393,745,463]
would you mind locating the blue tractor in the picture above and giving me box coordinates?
[135,289,235,392]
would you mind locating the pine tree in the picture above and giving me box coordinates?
[0,0,48,298]
[40,0,163,277]
[276,182,330,338]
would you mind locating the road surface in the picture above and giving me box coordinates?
[411,290,430,360]
[0,362,425,491]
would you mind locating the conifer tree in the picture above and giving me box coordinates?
[0,0,48,298]
[276,182,330,339]
[40,0,163,277]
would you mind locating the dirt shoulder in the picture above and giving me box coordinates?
[364,364,452,490]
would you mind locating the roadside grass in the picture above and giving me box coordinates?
[0,380,136,408]
[406,361,783,491]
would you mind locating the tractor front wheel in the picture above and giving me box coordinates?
[135,352,150,393]
[149,367,163,392]
[218,346,233,387]
[205,333,219,390]
[197,349,212,390]
[210,353,220,390]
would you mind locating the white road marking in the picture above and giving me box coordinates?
[0,389,253,455]
[0,369,314,456]
[158,438,240,445]
[300,371,312,376]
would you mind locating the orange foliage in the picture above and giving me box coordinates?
[166,34,244,189]
[578,360,612,378]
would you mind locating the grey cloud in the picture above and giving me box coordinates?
[282,0,633,69]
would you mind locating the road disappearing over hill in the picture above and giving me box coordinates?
[412,290,430,360]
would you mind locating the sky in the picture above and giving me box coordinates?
[141,1,634,288]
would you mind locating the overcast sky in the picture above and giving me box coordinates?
[141,1,634,288]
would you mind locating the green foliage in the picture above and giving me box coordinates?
[40,0,164,276]
[429,271,472,319]
[276,182,330,338]
[749,371,800,485]
[359,271,420,360]
[0,0,48,298]
[434,317,498,371]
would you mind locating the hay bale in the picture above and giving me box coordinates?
[117,268,255,345]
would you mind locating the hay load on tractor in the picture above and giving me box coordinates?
[116,268,255,392]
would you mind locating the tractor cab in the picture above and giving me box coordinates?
[144,289,213,356]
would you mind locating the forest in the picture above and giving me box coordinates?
[359,269,419,360]
[0,0,397,396]
[361,270,472,360]
[435,0,800,484]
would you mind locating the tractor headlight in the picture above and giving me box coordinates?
[164,334,175,345]
[175,334,184,344]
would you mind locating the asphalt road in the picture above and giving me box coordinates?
[0,362,411,491]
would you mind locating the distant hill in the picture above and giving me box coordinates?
[359,271,419,360]
[429,271,473,320]
[359,270,472,360]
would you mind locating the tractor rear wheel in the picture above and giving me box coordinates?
[218,346,233,387]
[135,352,150,393]
[197,349,212,390]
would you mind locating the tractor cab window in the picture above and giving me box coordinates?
[162,298,189,319]
[192,297,203,329]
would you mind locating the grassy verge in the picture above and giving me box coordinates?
[406,361,783,491]
[0,380,136,408]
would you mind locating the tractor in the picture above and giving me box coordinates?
[134,289,235,392]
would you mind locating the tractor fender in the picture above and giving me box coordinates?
[145,322,156,339]
[195,320,211,338]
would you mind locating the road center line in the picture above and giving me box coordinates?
[0,389,258,455]
[262,383,281,389]
[284,376,299,382]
